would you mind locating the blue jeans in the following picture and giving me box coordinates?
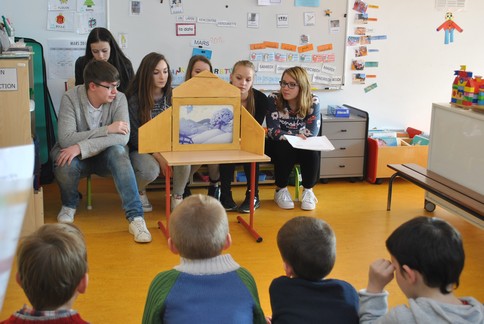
[54,145,143,221]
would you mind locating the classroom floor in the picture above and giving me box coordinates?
[1,177,483,323]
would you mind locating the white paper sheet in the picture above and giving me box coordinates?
[285,135,335,151]
[0,144,34,312]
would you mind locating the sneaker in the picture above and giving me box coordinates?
[207,185,221,200]
[129,217,152,243]
[238,193,260,213]
[57,206,76,223]
[139,191,153,213]
[220,192,238,211]
[274,188,294,209]
[171,195,183,211]
[301,188,318,210]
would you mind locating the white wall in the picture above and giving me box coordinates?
[3,0,483,132]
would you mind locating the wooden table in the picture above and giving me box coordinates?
[159,150,270,242]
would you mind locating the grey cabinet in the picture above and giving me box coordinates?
[320,105,368,181]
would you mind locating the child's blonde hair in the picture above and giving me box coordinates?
[169,194,229,259]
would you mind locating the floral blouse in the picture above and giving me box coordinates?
[266,93,321,141]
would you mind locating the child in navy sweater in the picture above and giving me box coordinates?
[269,216,359,323]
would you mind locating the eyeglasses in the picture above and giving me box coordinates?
[279,80,299,89]
[94,82,120,91]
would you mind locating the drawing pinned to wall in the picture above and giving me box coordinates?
[130,0,141,16]
[352,73,366,84]
[247,13,260,28]
[329,19,340,33]
[47,0,106,33]
[351,59,365,70]
[300,34,309,45]
[436,12,463,44]
[355,13,368,24]
[353,0,368,13]
[276,14,289,28]
[170,0,183,14]
[304,12,316,26]
[355,46,367,57]
[47,11,75,32]
[178,105,234,145]
[119,33,128,49]
[355,27,366,35]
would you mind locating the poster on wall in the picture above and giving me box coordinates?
[47,38,86,79]
[47,0,106,33]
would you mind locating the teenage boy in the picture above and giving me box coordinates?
[51,59,151,243]
[359,216,483,323]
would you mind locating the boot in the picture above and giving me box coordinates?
[220,190,238,211]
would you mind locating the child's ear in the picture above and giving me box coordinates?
[77,273,89,294]
[222,233,232,251]
[168,238,179,255]
[283,262,295,278]
[402,265,418,284]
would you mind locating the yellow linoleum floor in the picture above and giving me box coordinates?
[1,177,482,323]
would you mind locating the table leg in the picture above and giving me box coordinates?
[158,165,171,238]
[237,162,263,242]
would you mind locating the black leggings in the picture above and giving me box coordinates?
[265,139,320,189]
[219,163,260,194]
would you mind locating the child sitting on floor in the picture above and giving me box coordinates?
[359,216,483,323]
[1,223,89,323]
[142,194,266,324]
[269,216,359,323]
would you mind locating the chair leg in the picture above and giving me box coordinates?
[294,165,301,201]
[87,175,92,210]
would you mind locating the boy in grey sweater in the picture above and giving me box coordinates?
[359,216,483,324]
[51,60,151,243]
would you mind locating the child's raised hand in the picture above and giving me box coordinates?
[366,258,395,293]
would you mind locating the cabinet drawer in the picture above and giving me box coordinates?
[322,121,366,139]
[320,157,364,176]
[321,139,365,158]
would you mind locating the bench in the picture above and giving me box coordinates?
[386,163,484,221]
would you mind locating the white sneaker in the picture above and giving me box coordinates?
[129,217,152,243]
[57,206,76,223]
[274,188,294,209]
[301,188,318,210]
[171,195,183,211]
[139,191,153,213]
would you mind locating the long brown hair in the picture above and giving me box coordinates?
[185,55,213,81]
[231,60,256,116]
[276,66,312,118]
[127,52,172,124]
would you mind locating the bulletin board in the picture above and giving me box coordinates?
[109,0,349,90]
